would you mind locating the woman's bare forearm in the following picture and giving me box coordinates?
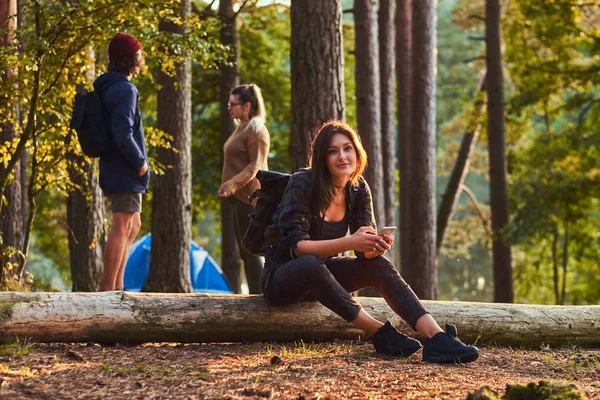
[295,236,353,258]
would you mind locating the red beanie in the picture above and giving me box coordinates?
[108,33,142,62]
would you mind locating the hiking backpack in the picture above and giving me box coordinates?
[241,170,360,257]
[70,90,115,158]
[242,170,291,256]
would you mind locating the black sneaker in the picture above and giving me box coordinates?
[372,321,422,357]
[422,324,479,364]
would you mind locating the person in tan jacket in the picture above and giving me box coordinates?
[219,84,270,294]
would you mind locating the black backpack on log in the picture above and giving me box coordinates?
[242,170,291,256]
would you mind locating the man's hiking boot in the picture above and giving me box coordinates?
[422,324,479,364]
[372,321,422,357]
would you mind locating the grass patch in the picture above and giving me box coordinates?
[0,337,33,359]
[116,368,131,377]
[277,340,363,359]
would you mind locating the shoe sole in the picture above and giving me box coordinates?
[423,350,479,364]
[375,343,422,358]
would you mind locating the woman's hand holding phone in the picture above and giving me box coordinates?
[350,226,382,253]
[368,226,395,254]
[354,226,395,255]
[377,226,396,248]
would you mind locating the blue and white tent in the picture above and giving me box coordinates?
[124,233,231,294]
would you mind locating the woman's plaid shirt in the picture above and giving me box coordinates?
[264,169,377,259]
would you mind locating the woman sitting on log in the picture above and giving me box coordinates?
[261,120,479,364]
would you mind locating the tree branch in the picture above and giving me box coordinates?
[460,184,493,237]
[192,0,217,19]
[468,14,485,21]
[233,0,253,17]
[237,3,288,14]
[462,56,486,64]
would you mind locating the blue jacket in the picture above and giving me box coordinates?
[94,71,149,195]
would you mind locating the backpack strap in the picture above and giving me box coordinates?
[347,183,360,226]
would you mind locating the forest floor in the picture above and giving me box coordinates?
[0,340,598,399]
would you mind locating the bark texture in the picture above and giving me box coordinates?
[1,292,598,346]
[145,0,193,292]
[436,72,486,252]
[355,0,384,227]
[291,0,345,171]
[379,0,396,228]
[395,0,412,277]
[0,0,22,282]
[485,0,513,303]
[67,48,104,292]
[66,157,105,292]
[404,0,437,299]
[218,0,243,293]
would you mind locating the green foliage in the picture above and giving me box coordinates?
[0,0,227,289]
[504,0,600,304]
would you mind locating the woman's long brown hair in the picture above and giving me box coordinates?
[308,120,367,215]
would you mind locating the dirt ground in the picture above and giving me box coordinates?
[0,340,598,399]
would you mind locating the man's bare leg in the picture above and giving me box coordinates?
[102,212,135,291]
[114,212,141,290]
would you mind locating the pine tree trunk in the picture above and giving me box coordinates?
[355,0,384,228]
[67,157,105,292]
[436,72,486,252]
[485,0,513,303]
[145,0,193,292]
[218,0,243,294]
[379,0,395,228]
[17,0,27,247]
[67,47,104,292]
[404,0,437,299]
[396,0,412,277]
[291,0,345,171]
[0,0,21,284]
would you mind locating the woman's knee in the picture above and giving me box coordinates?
[372,256,401,279]
[296,255,330,277]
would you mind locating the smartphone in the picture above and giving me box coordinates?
[377,226,397,236]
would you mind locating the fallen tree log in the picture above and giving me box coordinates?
[1,292,598,346]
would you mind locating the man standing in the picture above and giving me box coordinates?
[94,32,149,291]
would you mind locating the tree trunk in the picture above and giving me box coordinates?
[291,0,345,171]
[66,163,105,292]
[67,47,104,292]
[355,0,384,228]
[436,72,487,252]
[218,0,243,294]
[485,0,513,303]
[552,225,559,305]
[396,0,412,277]
[145,0,193,292]
[1,292,598,346]
[404,0,437,299]
[0,0,21,283]
[17,0,27,247]
[379,0,395,228]
[354,0,382,298]
[560,225,568,305]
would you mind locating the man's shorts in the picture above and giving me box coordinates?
[108,193,142,213]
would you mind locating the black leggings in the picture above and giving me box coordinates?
[263,255,428,329]
[230,197,263,294]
